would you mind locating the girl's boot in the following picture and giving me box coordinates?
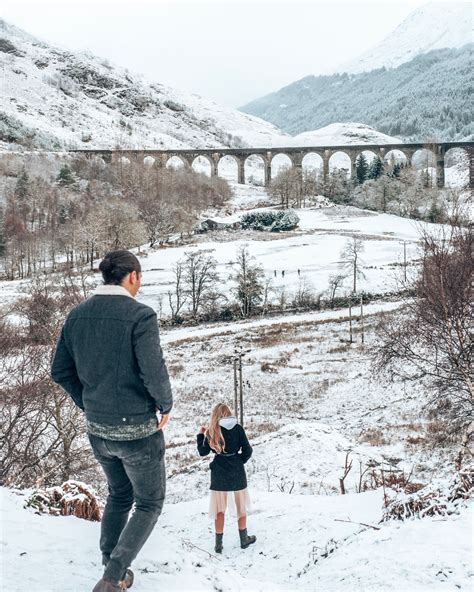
[215,532,223,553]
[238,528,256,549]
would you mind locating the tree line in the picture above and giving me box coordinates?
[0,157,232,280]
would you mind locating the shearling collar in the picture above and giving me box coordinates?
[219,416,238,430]
[92,284,135,299]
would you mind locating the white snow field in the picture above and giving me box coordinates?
[2,484,472,592]
[1,240,472,591]
[124,201,433,317]
[0,194,429,315]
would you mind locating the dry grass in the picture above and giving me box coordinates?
[167,362,185,377]
[358,428,390,446]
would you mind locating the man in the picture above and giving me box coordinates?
[51,250,173,592]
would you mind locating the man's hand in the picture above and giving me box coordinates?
[157,413,170,430]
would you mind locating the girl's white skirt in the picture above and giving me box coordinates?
[208,488,252,520]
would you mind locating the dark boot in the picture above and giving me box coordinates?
[239,527,256,549]
[214,532,223,553]
[92,577,122,592]
[119,569,134,590]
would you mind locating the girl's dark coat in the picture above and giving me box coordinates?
[196,423,252,491]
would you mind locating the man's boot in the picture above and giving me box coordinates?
[214,532,223,553]
[238,527,256,549]
[92,577,121,592]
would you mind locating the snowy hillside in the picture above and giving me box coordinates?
[0,19,289,151]
[2,297,473,591]
[337,1,472,74]
[289,123,403,147]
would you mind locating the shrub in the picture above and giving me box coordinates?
[25,480,102,521]
[240,209,299,232]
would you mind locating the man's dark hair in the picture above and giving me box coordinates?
[99,250,142,285]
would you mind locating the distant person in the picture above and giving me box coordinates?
[297,268,300,276]
[51,250,173,592]
[197,403,256,554]
[274,270,277,277]
[282,270,285,277]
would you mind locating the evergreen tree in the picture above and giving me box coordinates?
[0,208,5,258]
[391,162,402,178]
[368,155,384,179]
[355,154,368,184]
[14,169,31,224]
[15,169,30,199]
[56,165,76,186]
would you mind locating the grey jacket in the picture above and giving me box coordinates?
[51,286,173,426]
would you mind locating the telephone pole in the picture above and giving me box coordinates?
[233,347,251,426]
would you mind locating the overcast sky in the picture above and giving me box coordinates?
[2,0,448,107]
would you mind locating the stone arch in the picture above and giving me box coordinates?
[411,148,437,186]
[445,147,470,188]
[218,154,240,183]
[244,154,266,186]
[302,152,323,172]
[329,150,351,178]
[90,154,107,168]
[383,149,409,177]
[357,149,378,165]
[353,150,378,180]
[165,155,188,170]
[383,149,408,165]
[192,155,212,177]
[271,152,293,177]
[143,155,156,166]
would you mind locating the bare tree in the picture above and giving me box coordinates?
[327,273,347,307]
[340,235,365,293]
[183,250,219,319]
[167,259,188,322]
[268,167,302,209]
[0,271,95,487]
[373,222,473,435]
[292,276,318,308]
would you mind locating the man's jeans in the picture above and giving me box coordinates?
[88,429,166,582]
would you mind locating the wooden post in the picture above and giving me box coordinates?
[349,302,353,343]
[233,358,238,418]
[360,293,364,345]
[403,241,407,282]
[238,354,244,426]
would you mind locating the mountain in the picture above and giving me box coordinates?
[0,19,289,151]
[241,44,473,141]
[337,1,472,74]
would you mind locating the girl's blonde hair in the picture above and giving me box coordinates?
[205,402,233,454]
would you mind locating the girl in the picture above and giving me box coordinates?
[197,402,256,554]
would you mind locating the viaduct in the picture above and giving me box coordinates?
[64,140,472,189]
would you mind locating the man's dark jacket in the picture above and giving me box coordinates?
[51,292,173,426]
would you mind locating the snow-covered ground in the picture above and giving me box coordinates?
[2,483,472,592]
[2,299,472,591]
[1,176,472,592]
[0,191,426,315]
[113,201,431,317]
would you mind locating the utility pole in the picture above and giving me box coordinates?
[360,293,365,345]
[233,347,251,427]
